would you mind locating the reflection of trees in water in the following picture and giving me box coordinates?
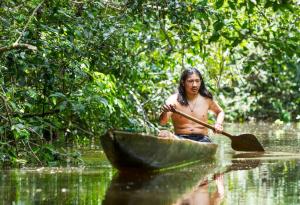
[3,157,297,204]
[0,168,112,204]
[225,160,300,204]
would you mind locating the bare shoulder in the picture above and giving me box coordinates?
[206,97,214,106]
[166,93,178,104]
[201,96,212,104]
[208,98,223,112]
[207,98,216,107]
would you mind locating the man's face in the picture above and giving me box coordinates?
[184,73,201,95]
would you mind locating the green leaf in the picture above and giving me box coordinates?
[248,1,255,14]
[228,1,236,9]
[264,0,273,8]
[50,92,66,98]
[209,33,220,43]
[11,124,30,140]
[59,101,68,111]
[99,97,108,106]
[243,65,252,74]
[231,38,241,47]
[216,0,224,9]
[213,20,224,31]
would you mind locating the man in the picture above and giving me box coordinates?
[159,68,224,142]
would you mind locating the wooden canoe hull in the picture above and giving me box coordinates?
[100,130,218,171]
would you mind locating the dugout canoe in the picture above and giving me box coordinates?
[100,130,218,171]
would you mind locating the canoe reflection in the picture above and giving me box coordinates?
[102,159,259,205]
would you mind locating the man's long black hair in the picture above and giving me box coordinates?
[177,68,213,106]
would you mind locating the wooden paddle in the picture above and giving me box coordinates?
[173,108,265,152]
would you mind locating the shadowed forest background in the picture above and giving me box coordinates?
[0,0,299,165]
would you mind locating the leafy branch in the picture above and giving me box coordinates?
[0,94,12,127]
[0,43,37,54]
[14,1,44,44]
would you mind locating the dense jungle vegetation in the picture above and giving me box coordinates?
[0,0,299,166]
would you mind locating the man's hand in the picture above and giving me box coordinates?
[158,130,178,139]
[214,123,223,134]
[159,104,175,125]
[161,104,176,113]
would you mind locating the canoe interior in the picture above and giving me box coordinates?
[100,130,218,171]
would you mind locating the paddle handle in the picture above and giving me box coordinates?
[173,109,233,138]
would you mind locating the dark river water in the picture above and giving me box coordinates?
[1,123,300,205]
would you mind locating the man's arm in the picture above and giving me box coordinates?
[159,94,176,125]
[209,100,225,132]
[159,110,171,125]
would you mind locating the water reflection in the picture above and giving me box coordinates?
[224,160,300,205]
[102,159,260,205]
[172,173,225,205]
[102,163,217,205]
[0,123,299,204]
[0,167,112,204]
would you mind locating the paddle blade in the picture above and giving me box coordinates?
[231,134,265,152]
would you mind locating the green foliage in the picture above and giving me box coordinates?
[0,0,299,165]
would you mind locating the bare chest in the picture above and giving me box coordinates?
[171,98,210,122]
